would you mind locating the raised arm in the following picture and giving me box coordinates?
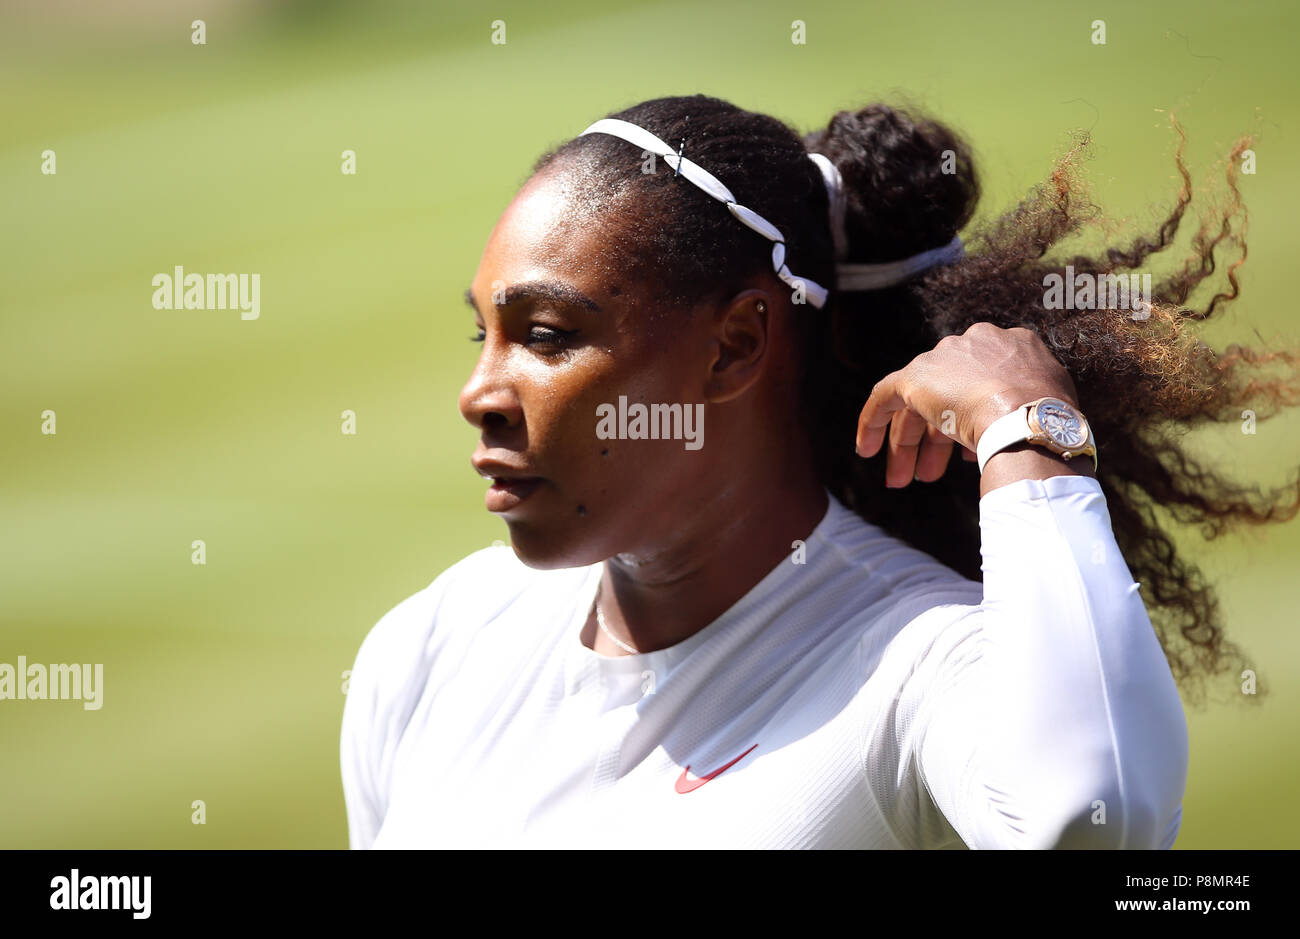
[855,321,1189,848]
[914,473,1187,847]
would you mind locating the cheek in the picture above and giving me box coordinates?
[564,359,704,508]
[506,351,623,508]
[500,330,710,563]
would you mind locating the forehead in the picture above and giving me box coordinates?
[475,166,633,294]
[490,170,597,262]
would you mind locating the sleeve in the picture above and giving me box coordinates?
[898,474,1190,849]
[340,618,388,850]
[339,578,445,850]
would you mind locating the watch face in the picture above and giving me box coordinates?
[1036,399,1088,448]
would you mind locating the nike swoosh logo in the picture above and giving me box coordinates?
[674,744,758,794]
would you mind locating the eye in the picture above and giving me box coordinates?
[469,327,485,343]
[526,325,578,350]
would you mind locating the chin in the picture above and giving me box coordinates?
[501,517,610,570]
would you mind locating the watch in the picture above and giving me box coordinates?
[975,396,1097,473]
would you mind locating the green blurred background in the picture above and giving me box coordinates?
[2,0,1297,848]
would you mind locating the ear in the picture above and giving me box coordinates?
[703,289,771,404]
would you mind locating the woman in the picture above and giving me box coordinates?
[341,94,1300,849]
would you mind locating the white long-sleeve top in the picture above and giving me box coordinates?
[340,474,1189,849]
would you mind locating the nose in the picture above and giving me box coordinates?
[458,343,524,434]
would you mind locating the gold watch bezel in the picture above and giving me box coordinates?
[1024,396,1096,464]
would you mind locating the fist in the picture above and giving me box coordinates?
[855,322,1079,488]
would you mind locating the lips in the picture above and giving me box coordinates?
[472,456,545,513]
[484,476,543,513]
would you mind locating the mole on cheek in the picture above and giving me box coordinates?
[577,504,587,517]
[601,449,609,456]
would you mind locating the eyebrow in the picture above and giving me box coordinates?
[463,280,603,314]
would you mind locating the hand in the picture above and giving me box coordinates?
[854,322,1081,489]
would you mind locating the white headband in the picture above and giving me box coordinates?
[578,117,965,308]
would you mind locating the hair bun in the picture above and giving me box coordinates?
[805,103,979,265]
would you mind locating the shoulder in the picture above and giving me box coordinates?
[802,494,989,714]
[821,509,986,848]
[342,544,555,847]
[815,497,987,723]
[351,544,559,682]
[814,492,984,635]
[341,544,583,812]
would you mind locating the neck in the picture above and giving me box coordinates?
[587,447,829,656]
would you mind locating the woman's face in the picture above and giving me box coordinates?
[459,169,734,569]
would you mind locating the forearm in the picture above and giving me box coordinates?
[918,474,1189,849]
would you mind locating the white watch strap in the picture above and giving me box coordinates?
[976,406,1032,473]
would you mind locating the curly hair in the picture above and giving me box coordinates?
[531,93,1300,707]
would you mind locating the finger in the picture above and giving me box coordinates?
[856,371,907,458]
[914,423,957,482]
[885,407,931,488]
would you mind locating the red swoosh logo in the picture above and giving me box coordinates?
[674,744,758,794]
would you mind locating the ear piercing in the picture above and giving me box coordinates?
[757,300,767,313]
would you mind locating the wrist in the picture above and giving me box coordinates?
[978,441,1097,498]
